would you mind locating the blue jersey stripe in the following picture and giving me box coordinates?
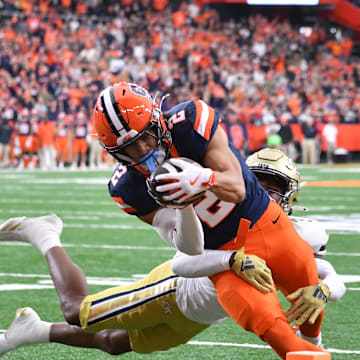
[91,274,178,306]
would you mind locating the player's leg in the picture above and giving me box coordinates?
[0,307,131,356]
[46,246,88,325]
[210,271,324,360]
[257,203,324,346]
[81,261,207,354]
[50,323,131,354]
[0,215,88,325]
[211,202,324,358]
[295,312,324,348]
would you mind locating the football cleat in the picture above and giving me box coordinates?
[0,214,63,254]
[0,307,49,356]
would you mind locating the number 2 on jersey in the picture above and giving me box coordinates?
[194,192,236,228]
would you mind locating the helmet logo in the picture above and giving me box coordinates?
[129,83,152,100]
[257,163,271,170]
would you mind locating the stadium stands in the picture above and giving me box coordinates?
[0,0,359,168]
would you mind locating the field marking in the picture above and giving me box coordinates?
[305,180,360,187]
[2,241,360,257]
[0,242,174,251]
[0,272,358,288]
[188,341,360,355]
[1,241,360,258]
[0,198,115,206]
[0,335,355,355]
[0,208,129,218]
[1,176,110,185]
[1,220,360,234]
[327,252,360,256]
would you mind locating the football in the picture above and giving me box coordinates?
[147,157,207,207]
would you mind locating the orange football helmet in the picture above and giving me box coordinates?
[94,82,171,174]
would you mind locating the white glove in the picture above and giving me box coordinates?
[155,158,215,202]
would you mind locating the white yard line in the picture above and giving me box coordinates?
[0,333,356,355]
[0,272,358,288]
[0,199,114,206]
[1,241,359,256]
[188,341,360,355]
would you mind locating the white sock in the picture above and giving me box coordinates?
[31,321,52,344]
[0,313,52,356]
[38,235,61,256]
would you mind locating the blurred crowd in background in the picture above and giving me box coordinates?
[0,0,360,170]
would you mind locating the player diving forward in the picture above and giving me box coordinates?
[0,150,345,357]
[96,82,328,358]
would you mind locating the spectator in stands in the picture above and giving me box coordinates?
[223,108,248,158]
[71,112,88,170]
[301,115,319,165]
[0,1,359,167]
[88,118,103,169]
[37,116,57,170]
[322,118,338,164]
[55,113,70,169]
[278,113,298,161]
[0,119,14,167]
[16,109,32,169]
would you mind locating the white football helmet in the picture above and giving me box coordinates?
[246,148,300,214]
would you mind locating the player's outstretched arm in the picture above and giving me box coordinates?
[203,126,246,203]
[172,248,274,293]
[152,206,204,255]
[315,257,346,301]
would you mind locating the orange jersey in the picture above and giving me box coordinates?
[73,138,87,153]
[55,136,68,153]
[37,121,56,146]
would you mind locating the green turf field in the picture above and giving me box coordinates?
[0,164,359,359]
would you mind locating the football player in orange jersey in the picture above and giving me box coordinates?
[91,82,327,359]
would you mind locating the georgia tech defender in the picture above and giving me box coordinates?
[246,148,346,346]
[0,209,344,356]
[0,214,265,356]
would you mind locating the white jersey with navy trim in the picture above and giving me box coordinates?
[176,277,227,325]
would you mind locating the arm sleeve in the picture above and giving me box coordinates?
[171,250,234,278]
[152,206,204,255]
[316,258,346,301]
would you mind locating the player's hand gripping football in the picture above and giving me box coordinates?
[154,158,215,203]
[286,279,330,326]
[229,247,274,293]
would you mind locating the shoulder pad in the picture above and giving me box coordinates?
[290,216,328,256]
